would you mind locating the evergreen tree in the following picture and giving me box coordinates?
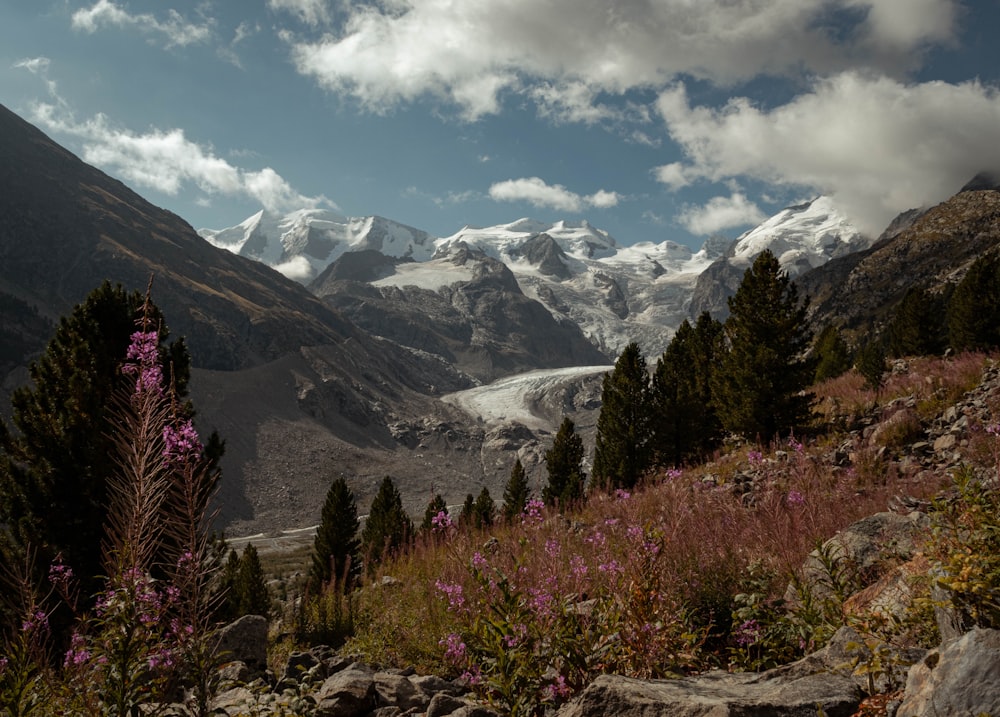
[592,342,653,491]
[856,339,888,395]
[458,494,476,529]
[501,458,530,521]
[420,494,449,534]
[218,548,242,622]
[813,325,853,382]
[948,253,1000,352]
[308,477,361,594]
[650,313,723,466]
[473,487,495,529]
[236,543,270,618]
[712,250,815,443]
[360,476,413,572]
[542,417,586,509]
[0,282,220,613]
[885,287,945,357]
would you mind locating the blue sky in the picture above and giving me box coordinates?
[1,0,999,249]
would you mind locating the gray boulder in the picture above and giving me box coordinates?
[314,663,377,717]
[556,651,864,717]
[897,628,1000,716]
[213,614,268,675]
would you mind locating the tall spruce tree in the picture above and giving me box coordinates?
[360,476,413,572]
[886,287,945,357]
[0,282,218,611]
[947,253,1000,352]
[712,250,815,443]
[501,458,530,521]
[592,342,653,491]
[235,543,270,618]
[650,313,723,466]
[308,477,361,594]
[856,339,888,395]
[813,325,853,382]
[473,487,495,529]
[542,417,586,509]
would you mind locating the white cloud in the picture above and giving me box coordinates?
[678,193,767,235]
[273,255,315,281]
[24,100,329,213]
[267,0,330,27]
[656,73,1000,235]
[72,0,212,47]
[653,162,690,191]
[489,177,620,212]
[283,0,960,120]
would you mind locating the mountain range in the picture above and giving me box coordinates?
[3,101,999,536]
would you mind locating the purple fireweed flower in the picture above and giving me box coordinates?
[21,610,49,634]
[604,518,619,527]
[598,560,624,576]
[522,498,545,525]
[614,488,631,501]
[529,589,554,619]
[435,580,465,611]
[48,558,74,589]
[787,436,804,453]
[123,330,163,395]
[439,632,466,663]
[747,450,764,464]
[664,468,682,480]
[431,510,453,532]
[471,551,487,569]
[163,420,201,465]
[786,490,806,507]
[544,674,572,700]
[734,619,762,647]
[544,539,561,559]
[569,555,588,581]
[987,423,1000,436]
[64,647,91,667]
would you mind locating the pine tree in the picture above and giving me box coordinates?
[219,548,242,622]
[650,313,723,466]
[856,339,888,395]
[501,458,530,521]
[308,477,361,594]
[473,487,495,529]
[948,253,1000,352]
[360,476,413,572]
[236,543,270,618]
[420,494,449,534]
[542,417,586,509]
[0,282,220,612]
[886,287,945,357]
[458,494,476,529]
[592,342,653,491]
[813,324,853,382]
[712,250,815,443]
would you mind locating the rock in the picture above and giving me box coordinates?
[216,660,253,685]
[933,433,957,452]
[898,629,1000,716]
[555,664,863,717]
[426,692,469,717]
[284,650,322,681]
[314,664,377,717]
[843,554,931,625]
[213,615,268,675]
[374,672,430,711]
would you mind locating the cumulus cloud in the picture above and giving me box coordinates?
[489,177,620,212]
[72,0,212,47]
[25,101,329,213]
[284,0,960,119]
[678,193,767,235]
[655,73,1000,235]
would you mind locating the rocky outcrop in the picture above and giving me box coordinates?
[898,629,1000,717]
[555,653,864,717]
[213,614,269,676]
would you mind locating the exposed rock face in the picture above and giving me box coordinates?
[802,188,1000,337]
[898,629,1000,717]
[516,233,573,280]
[213,614,268,676]
[555,656,863,717]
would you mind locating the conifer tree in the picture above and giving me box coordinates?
[308,477,361,594]
[856,339,888,395]
[948,253,1000,352]
[813,325,853,382]
[0,282,220,613]
[712,250,815,443]
[501,458,530,521]
[236,543,270,618]
[473,487,495,529]
[543,417,586,509]
[420,494,449,534]
[886,287,945,357]
[458,494,476,529]
[219,548,242,621]
[360,476,413,572]
[592,342,653,491]
[650,313,723,466]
